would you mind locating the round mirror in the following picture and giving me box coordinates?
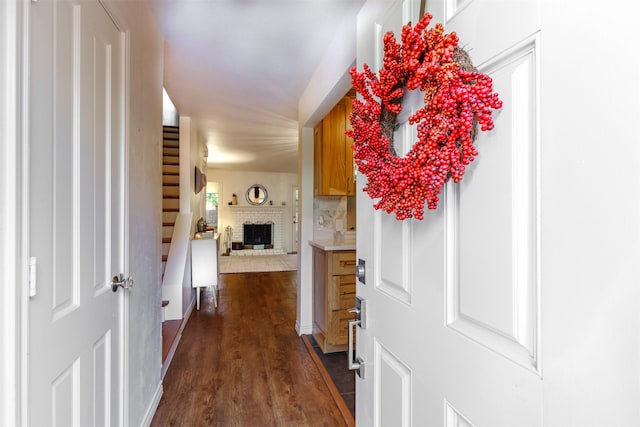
[246,184,268,205]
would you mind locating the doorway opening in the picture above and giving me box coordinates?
[291,185,299,253]
[206,181,219,233]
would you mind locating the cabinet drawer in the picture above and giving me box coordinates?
[330,275,356,310]
[328,309,355,346]
[332,251,356,275]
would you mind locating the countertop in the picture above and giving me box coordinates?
[309,237,356,251]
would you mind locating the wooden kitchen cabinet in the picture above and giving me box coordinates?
[314,95,355,196]
[312,247,356,353]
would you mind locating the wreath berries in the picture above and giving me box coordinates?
[347,13,503,220]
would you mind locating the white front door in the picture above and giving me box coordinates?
[29,0,126,425]
[355,0,640,425]
[354,0,543,425]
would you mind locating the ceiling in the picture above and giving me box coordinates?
[148,0,364,174]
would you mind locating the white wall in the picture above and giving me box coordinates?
[180,116,207,232]
[296,14,359,335]
[207,169,298,253]
[187,117,206,314]
[189,122,207,230]
[177,116,208,316]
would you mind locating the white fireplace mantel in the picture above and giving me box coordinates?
[228,205,285,211]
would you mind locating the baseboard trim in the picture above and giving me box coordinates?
[141,382,163,427]
[161,297,195,379]
[296,319,313,335]
[161,330,181,379]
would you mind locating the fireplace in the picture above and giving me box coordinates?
[243,222,273,247]
[228,206,284,255]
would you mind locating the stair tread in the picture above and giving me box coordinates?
[162,126,179,275]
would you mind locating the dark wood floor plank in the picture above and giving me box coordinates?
[151,271,347,427]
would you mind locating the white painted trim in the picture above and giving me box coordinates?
[119,26,131,427]
[0,1,26,425]
[295,319,313,336]
[19,1,30,424]
[179,116,192,214]
[160,295,195,379]
[161,329,181,378]
[296,127,315,337]
[161,213,193,320]
[0,0,18,422]
[140,382,163,427]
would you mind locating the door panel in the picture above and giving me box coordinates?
[51,0,78,319]
[29,1,124,425]
[446,34,540,372]
[376,340,412,427]
[52,362,79,426]
[377,215,411,302]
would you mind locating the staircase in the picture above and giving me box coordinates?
[162,125,180,275]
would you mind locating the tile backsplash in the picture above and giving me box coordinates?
[314,196,355,240]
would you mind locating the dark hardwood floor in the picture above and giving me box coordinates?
[151,271,348,426]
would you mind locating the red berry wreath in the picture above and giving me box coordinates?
[347,13,503,220]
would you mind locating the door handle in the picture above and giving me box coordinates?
[348,319,365,378]
[347,295,366,328]
[347,295,366,378]
[112,274,133,293]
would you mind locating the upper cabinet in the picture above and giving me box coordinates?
[314,94,355,196]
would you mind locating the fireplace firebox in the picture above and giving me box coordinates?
[243,222,273,247]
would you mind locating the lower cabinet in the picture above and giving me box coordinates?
[312,247,356,353]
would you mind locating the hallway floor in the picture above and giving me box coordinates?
[151,271,349,426]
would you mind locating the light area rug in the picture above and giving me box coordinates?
[219,254,298,274]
